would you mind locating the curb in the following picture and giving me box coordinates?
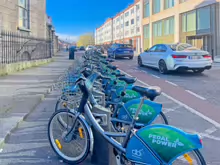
[0,82,55,149]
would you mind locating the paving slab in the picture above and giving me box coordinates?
[0,52,75,149]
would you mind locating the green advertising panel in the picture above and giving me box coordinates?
[127,104,157,124]
[137,126,198,163]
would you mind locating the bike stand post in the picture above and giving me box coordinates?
[90,105,114,165]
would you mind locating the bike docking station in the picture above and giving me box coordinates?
[89,91,113,165]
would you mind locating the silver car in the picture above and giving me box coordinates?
[138,43,213,74]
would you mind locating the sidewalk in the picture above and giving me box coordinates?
[0,52,74,148]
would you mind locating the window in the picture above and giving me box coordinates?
[125,12,129,17]
[181,11,196,32]
[136,27,140,33]
[131,29,134,34]
[187,11,196,31]
[125,21,129,26]
[149,45,157,52]
[144,1,150,18]
[18,0,30,29]
[136,4,140,11]
[153,21,162,37]
[180,0,188,3]
[156,45,167,52]
[143,24,149,39]
[197,6,210,30]
[137,16,140,22]
[131,8,134,14]
[164,17,174,35]
[182,14,187,32]
[131,19,134,25]
[164,0,174,9]
[153,0,160,14]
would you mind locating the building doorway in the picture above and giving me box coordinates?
[186,35,211,54]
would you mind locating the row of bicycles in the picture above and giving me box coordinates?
[47,50,206,165]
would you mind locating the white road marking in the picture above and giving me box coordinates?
[151,74,160,79]
[163,105,182,114]
[182,128,220,141]
[165,80,178,87]
[185,90,206,100]
[205,126,217,134]
[119,69,220,128]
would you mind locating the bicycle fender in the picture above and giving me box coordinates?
[79,115,94,153]
[118,99,162,125]
[136,124,203,164]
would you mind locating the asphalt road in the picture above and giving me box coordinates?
[0,54,220,165]
[113,56,220,165]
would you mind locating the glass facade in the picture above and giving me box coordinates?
[164,0,175,9]
[144,24,149,39]
[153,0,160,14]
[164,17,174,35]
[153,21,162,37]
[144,1,150,18]
[197,6,211,30]
[181,6,211,32]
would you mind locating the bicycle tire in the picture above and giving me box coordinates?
[48,110,91,164]
[172,149,206,165]
[159,111,169,125]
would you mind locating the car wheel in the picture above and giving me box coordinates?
[193,69,205,73]
[159,60,168,74]
[138,56,143,67]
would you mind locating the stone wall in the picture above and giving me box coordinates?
[0,0,46,38]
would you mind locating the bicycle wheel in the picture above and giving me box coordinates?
[172,149,206,165]
[48,110,90,164]
[151,111,169,125]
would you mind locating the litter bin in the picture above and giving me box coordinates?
[69,47,75,60]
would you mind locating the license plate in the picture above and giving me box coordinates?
[124,51,129,53]
[189,56,201,59]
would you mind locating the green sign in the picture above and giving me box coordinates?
[138,127,197,163]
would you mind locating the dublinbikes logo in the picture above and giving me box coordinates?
[131,149,144,159]
[149,134,184,148]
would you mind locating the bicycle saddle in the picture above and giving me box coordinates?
[115,73,125,77]
[132,85,161,101]
[119,77,137,84]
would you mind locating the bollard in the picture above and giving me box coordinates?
[90,104,112,165]
[69,47,75,60]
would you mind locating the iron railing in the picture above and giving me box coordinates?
[0,30,52,64]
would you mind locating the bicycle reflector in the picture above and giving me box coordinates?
[184,154,193,165]
[62,102,67,107]
[78,127,84,138]
[55,139,62,150]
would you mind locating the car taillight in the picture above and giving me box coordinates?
[203,55,211,59]
[172,55,187,58]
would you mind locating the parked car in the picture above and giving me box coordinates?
[86,45,96,51]
[79,46,85,51]
[96,46,105,54]
[138,43,212,74]
[107,43,134,59]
